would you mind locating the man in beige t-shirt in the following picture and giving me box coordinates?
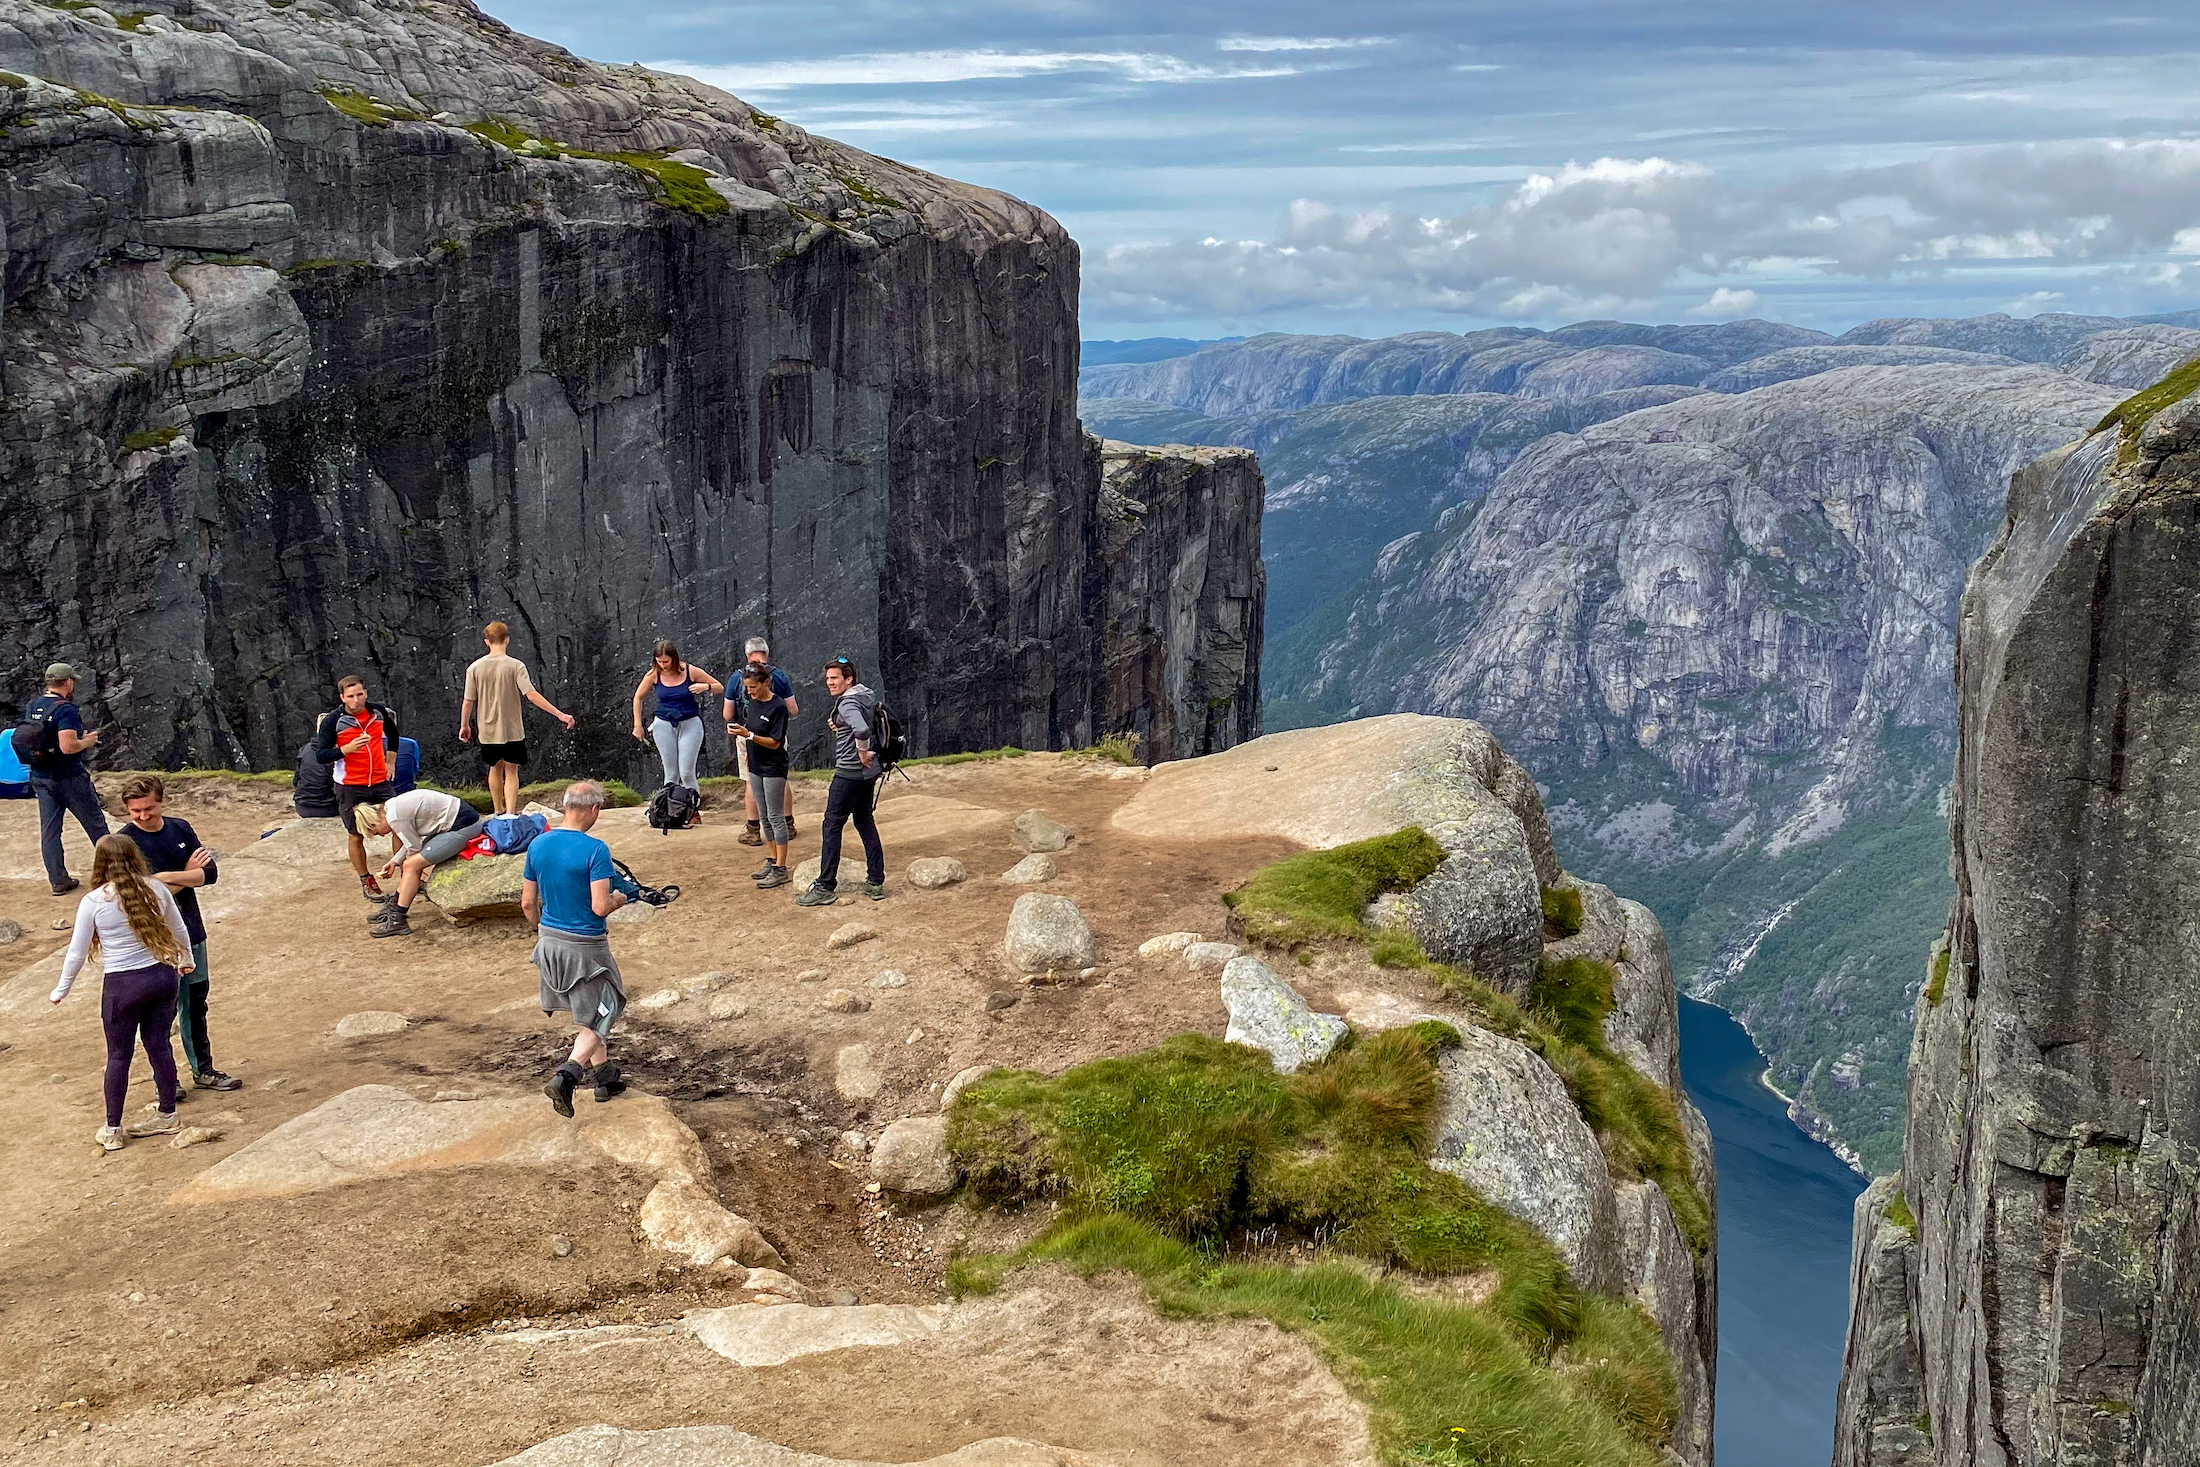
[460,622,576,814]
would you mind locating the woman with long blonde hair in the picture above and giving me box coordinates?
[48,834,196,1151]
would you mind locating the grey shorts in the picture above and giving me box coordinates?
[532,930,625,1038]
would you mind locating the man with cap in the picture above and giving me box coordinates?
[21,663,110,895]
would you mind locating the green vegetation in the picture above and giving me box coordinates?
[119,426,182,453]
[108,766,294,787]
[420,777,642,813]
[1073,731,1141,767]
[1924,947,1950,1007]
[2095,353,2200,458]
[833,169,907,212]
[283,257,370,276]
[1222,827,1447,948]
[749,108,782,132]
[113,11,156,30]
[1884,1191,1918,1239]
[462,118,729,218]
[1542,885,1585,937]
[319,87,424,126]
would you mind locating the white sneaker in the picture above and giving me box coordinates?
[126,1111,180,1138]
[96,1126,126,1152]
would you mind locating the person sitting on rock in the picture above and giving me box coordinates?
[731,664,793,888]
[356,788,485,939]
[522,780,630,1115]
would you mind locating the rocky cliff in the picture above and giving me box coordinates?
[0,0,1259,781]
[1833,365,2200,1465]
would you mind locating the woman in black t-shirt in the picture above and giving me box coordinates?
[730,666,793,887]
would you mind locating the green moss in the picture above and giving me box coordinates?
[1223,827,1447,949]
[119,426,182,453]
[0,72,26,90]
[2093,1398,2132,1417]
[2095,353,2200,458]
[834,169,907,212]
[283,257,370,276]
[319,87,423,127]
[749,108,783,132]
[905,745,1028,768]
[1884,1192,1918,1239]
[1542,885,1585,937]
[419,777,642,814]
[1924,947,1951,1007]
[111,766,295,786]
[1073,731,1141,766]
[462,118,729,218]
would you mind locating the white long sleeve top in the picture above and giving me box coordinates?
[50,881,193,1002]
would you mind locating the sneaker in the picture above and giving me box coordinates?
[51,877,80,897]
[359,873,386,901]
[756,866,792,890]
[862,881,887,902]
[751,859,778,881]
[738,824,763,846]
[794,884,838,907]
[544,1066,579,1118]
[193,1070,242,1091]
[591,1064,626,1103]
[126,1111,180,1137]
[369,907,412,938]
[96,1125,126,1152]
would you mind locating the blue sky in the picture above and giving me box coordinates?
[493,1,2200,339]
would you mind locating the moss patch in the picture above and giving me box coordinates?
[833,169,908,212]
[463,118,729,218]
[119,426,182,453]
[1223,827,1447,949]
[1542,885,1585,937]
[419,777,642,813]
[1924,947,1950,1007]
[2095,353,2200,455]
[319,87,424,127]
[1884,1192,1918,1239]
[1073,731,1141,767]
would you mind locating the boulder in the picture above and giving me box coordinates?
[637,1178,784,1268]
[1000,853,1059,884]
[1004,893,1096,973]
[871,1114,958,1197]
[607,900,658,926]
[1137,931,1202,957]
[1184,941,1239,970]
[792,857,823,889]
[333,1010,407,1038]
[1219,956,1347,1074]
[423,853,527,922]
[904,857,969,889]
[0,918,22,946]
[835,1043,884,1102]
[1012,809,1073,852]
[234,817,384,869]
[827,922,879,951]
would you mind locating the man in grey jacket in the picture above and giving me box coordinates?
[795,657,885,907]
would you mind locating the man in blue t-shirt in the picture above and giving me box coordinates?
[522,780,630,1117]
[725,636,799,846]
[23,663,110,894]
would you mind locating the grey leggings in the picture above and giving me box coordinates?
[752,774,790,844]
[650,716,703,790]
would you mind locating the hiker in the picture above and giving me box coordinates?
[522,780,630,1116]
[117,775,238,1092]
[731,665,793,888]
[312,675,400,902]
[461,621,575,815]
[20,663,110,895]
[629,641,721,806]
[48,835,194,1151]
[796,657,885,907]
[354,788,485,938]
[725,636,799,847]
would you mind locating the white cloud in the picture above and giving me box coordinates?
[2001,290,2065,315]
[1687,287,1762,318]
[653,50,1296,94]
[1217,35,1391,52]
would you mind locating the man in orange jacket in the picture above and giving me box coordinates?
[312,674,401,902]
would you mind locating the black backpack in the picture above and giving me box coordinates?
[10,696,65,773]
[872,700,907,772]
[647,781,702,834]
[611,858,680,906]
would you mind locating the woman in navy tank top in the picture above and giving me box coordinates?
[630,641,722,798]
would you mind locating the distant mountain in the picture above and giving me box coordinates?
[1080,337,1239,367]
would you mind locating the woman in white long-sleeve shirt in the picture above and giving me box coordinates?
[48,834,196,1151]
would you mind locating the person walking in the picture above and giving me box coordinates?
[629,642,720,810]
[522,780,630,1115]
[117,775,239,1092]
[21,663,110,895]
[312,675,400,902]
[355,787,485,938]
[47,835,195,1151]
[461,622,575,815]
[730,665,793,888]
[795,657,885,907]
[725,637,799,846]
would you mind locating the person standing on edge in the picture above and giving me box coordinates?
[313,674,399,902]
[23,663,110,895]
[355,786,485,938]
[795,657,885,907]
[117,775,239,1092]
[461,621,575,816]
[730,665,792,887]
[726,637,798,846]
[629,642,720,811]
[522,780,630,1115]
[48,835,194,1151]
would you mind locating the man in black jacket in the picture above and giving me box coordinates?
[22,663,109,895]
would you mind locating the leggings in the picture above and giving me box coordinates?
[650,716,703,791]
[102,961,181,1127]
[752,775,790,844]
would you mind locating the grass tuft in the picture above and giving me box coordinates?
[463,118,729,217]
[1073,731,1142,766]
[119,426,181,453]
[1924,947,1950,1007]
[419,778,643,813]
[1542,885,1585,937]
[1223,827,1447,949]
[2094,353,2200,458]
[319,87,423,126]
[1884,1192,1918,1239]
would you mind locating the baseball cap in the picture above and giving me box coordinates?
[44,662,79,682]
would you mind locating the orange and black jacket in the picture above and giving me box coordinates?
[311,702,398,787]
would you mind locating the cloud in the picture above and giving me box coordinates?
[1217,35,1391,52]
[1687,287,1761,318]
[1083,140,2200,322]
[655,49,1296,94]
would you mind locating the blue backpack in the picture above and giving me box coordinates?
[394,736,421,794]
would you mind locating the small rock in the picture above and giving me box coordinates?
[432,1090,479,1103]
[1220,955,1348,1074]
[796,968,828,984]
[823,989,870,1014]
[871,968,911,989]
[840,1129,871,1154]
[0,917,23,946]
[50,915,72,930]
[551,1235,575,1258]
[688,970,730,993]
[904,857,968,889]
[607,900,658,926]
[871,1115,959,1197]
[1004,892,1097,973]
[634,988,682,1010]
[1138,931,1203,958]
[706,995,749,1021]
[941,1065,999,1111]
[999,853,1059,884]
[741,1267,814,1305]
[1263,764,1280,772]
[638,1179,783,1269]
[1011,809,1072,852]
[835,1043,884,1101]
[170,1127,222,1149]
[821,1287,861,1307]
[48,1073,67,1085]
[1184,941,1240,970]
[1078,967,1099,982]
[333,1011,407,1038]
[827,922,879,951]
[985,990,1018,1012]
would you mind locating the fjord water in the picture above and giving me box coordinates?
[1679,996,1868,1467]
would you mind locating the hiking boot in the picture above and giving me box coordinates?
[590,1063,626,1103]
[738,823,763,847]
[544,1064,581,1118]
[51,877,80,897]
[756,866,792,890]
[794,884,838,908]
[126,1111,181,1138]
[359,873,386,902]
[95,1125,126,1152]
[369,906,412,938]
[750,859,778,881]
[862,881,887,902]
[193,1069,242,1091]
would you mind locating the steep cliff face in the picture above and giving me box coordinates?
[1,1,1257,781]
[1835,367,2200,1465]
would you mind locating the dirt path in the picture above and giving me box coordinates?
[0,758,1372,1465]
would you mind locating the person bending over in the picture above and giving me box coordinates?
[355,787,485,938]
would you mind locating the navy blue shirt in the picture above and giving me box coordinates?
[29,694,86,778]
[120,816,218,946]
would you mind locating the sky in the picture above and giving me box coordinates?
[491,0,2200,340]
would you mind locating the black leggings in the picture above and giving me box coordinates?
[102,962,180,1127]
[816,774,883,890]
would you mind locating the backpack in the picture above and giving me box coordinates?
[293,739,338,819]
[394,736,421,795]
[10,696,65,774]
[872,700,907,772]
[647,781,701,833]
[611,857,680,907]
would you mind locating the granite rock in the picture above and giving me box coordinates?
[1218,956,1346,1074]
[1003,894,1095,973]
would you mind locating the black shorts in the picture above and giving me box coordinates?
[478,739,528,768]
[336,780,396,834]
